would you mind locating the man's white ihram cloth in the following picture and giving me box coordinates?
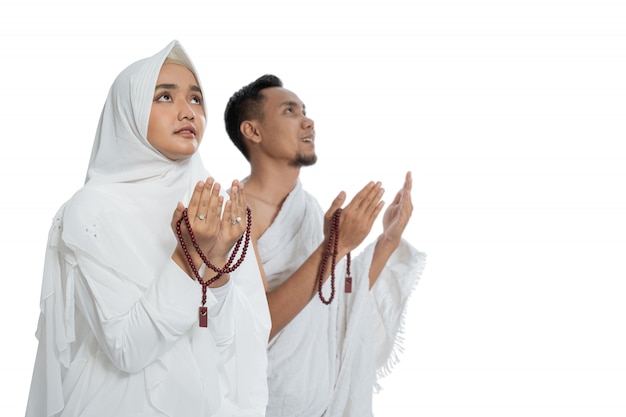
[258,180,426,417]
[25,40,270,417]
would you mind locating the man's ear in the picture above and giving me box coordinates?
[241,120,262,144]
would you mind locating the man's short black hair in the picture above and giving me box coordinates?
[224,74,283,161]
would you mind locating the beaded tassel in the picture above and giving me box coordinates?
[317,208,352,304]
[176,207,252,327]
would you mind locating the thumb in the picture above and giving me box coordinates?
[326,191,346,217]
[172,202,185,223]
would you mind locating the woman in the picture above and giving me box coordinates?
[25,41,270,417]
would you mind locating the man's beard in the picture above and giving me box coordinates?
[289,152,317,168]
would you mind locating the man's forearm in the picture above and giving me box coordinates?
[266,244,328,339]
[368,235,401,288]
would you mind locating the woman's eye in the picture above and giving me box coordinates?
[157,93,172,102]
[191,96,202,105]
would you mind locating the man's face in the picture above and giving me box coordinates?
[256,86,317,167]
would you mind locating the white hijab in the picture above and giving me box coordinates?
[84,40,207,232]
[27,40,270,417]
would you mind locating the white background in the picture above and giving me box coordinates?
[2,0,625,416]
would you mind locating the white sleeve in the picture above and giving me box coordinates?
[73,253,202,373]
[209,278,232,316]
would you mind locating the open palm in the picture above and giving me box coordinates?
[382,171,414,243]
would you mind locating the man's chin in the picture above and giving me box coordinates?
[290,154,317,168]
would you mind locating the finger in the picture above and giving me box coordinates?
[171,201,185,227]
[358,182,384,211]
[223,199,233,225]
[223,199,244,232]
[229,180,242,213]
[365,188,385,215]
[236,180,247,212]
[403,187,414,214]
[401,173,413,210]
[347,181,376,207]
[232,185,239,211]
[229,185,243,226]
[196,178,215,220]
[390,189,403,206]
[187,180,206,219]
[207,181,223,220]
[326,191,346,218]
[404,171,413,192]
[369,200,385,223]
[359,182,384,213]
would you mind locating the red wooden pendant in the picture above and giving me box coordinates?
[345,276,352,293]
[199,306,208,327]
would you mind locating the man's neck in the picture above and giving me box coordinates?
[244,162,301,207]
[242,161,301,240]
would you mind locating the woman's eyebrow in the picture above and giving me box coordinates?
[155,83,178,90]
[155,84,202,94]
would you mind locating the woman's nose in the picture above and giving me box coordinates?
[178,102,195,121]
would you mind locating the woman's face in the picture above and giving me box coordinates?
[147,63,206,160]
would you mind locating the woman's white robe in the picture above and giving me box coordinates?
[25,40,270,417]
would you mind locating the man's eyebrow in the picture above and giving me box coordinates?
[279,100,305,109]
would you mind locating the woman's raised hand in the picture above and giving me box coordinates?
[171,178,223,268]
[171,178,249,279]
[211,179,248,259]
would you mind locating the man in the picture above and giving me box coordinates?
[224,74,425,416]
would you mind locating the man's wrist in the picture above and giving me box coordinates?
[377,233,401,251]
